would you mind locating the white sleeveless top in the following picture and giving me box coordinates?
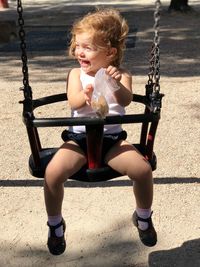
[69,69,125,134]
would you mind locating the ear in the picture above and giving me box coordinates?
[107,47,117,59]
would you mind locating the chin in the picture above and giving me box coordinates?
[81,68,96,76]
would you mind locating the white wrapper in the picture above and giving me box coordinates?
[91,68,120,118]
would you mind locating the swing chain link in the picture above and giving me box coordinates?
[153,0,161,92]
[147,0,163,113]
[17,0,34,121]
[17,0,32,100]
[148,0,161,92]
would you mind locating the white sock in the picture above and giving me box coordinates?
[48,215,63,237]
[136,207,151,231]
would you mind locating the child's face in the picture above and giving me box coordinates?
[74,32,114,76]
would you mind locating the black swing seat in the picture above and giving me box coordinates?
[28,145,157,182]
[23,90,163,182]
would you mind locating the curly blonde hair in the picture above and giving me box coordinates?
[69,8,129,67]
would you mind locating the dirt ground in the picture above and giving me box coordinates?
[0,1,200,266]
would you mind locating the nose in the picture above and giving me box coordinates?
[77,47,85,58]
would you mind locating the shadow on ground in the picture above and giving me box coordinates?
[149,238,200,267]
[0,177,199,187]
[0,3,200,82]
[0,218,144,267]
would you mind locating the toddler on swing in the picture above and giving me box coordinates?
[44,8,157,255]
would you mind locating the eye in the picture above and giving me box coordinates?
[85,46,92,51]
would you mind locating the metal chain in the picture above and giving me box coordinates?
[148,0,161,93]
[17,0,32,100]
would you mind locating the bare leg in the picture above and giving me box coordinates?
[105,140,153,209]
[44,141,87,216]
[44,141,87,255]
[105,140,157,247]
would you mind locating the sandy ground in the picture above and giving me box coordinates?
[0,1,200,266]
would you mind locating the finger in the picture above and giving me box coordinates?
[106,65,112,73]
[106,65,116,75]
[86,83,93,89]
[111,71,121,80]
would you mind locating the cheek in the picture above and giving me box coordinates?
[93,52,107,62]
[74,49,80,58]
[85,53,97,62]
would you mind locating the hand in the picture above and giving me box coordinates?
[105,65,122,82]
[84,84,94,105]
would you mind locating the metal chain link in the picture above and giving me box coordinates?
[148,0,161,93]
[17,0,32,100]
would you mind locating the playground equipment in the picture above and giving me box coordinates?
[17,0,164,182]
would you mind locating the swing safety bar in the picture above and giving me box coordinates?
[22,89,163,182]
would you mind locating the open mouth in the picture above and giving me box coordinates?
[79,59,90,68]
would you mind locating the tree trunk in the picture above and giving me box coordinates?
[168,0,191,12]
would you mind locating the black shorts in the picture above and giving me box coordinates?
[61,130,127,159]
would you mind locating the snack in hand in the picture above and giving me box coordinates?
[91,68,120,118]
[91,94,109,118]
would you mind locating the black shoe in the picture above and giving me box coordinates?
[132,211,157,247]
[47,218,66,255]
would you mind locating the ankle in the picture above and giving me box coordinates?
[48,215,62,225]
[136,207,151,219]
[135,207,152,231]
[48,215,63,237]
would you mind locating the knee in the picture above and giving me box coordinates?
[44,161,67,188]
[128,160,152,182]
[141,162,152,180]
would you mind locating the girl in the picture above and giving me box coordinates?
[44,8,157,255]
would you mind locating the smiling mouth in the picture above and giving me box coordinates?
[79,59,90,67]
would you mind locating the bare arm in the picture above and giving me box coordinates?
[67,68,93,109]
[106,66,132,107]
